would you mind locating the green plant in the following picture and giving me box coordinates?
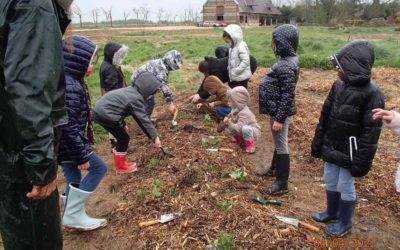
[208,233,235,250]
[148,158,163,174]
[229,169,248,182]
[209,164,217,174]
[168,188,177,197]
[151,179,163,199]
[136,188,148,205]
[201,136,222,147]
[220,199,234,211]
[203,114,212,126]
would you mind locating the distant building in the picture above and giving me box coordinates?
[202,0,282,26]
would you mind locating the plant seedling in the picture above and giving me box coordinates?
[152,179,163,199]
[230,169,248,182]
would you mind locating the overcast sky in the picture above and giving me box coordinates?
[72,0,206,22]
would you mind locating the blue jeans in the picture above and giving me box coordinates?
[215,106,232,119]
[145,95,155,116]
[62,153,108,195]
[324,162,356,201]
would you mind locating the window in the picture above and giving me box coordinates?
[217,15,224,21]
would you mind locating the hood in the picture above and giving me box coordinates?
[227,86,249,110]
[133,72,163,100]
[224,24,243,46]
[163,50,183,71]
[63,36,97,79]
[335,40,374,85]
[112,45,128,67]
[272,24,299,58]
[215,46,229,58]
[104,42,122,64]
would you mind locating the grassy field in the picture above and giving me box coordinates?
[82,26,400,140]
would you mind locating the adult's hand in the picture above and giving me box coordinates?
[154,137,162,148]
[272,121,283,132]
[168,102,176,116]
[26,177,58,200]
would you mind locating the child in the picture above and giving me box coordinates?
[196,60,231,120]
[373,109,400,135]
[257,24,300,196]
[223,87,261,154]
[311,40,385,237]
[131,50,183,118]
[100,42,129,150]
[93,72,162,173]
[60,36,108,230]
[223,25,252,89]
[189,46,258,104]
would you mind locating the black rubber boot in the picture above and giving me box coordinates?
[262,154,290,196]
[326,200,356,237]
[312,190,341,223]
[255,150,277,177]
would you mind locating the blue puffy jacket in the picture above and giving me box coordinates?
[59,36,97,165]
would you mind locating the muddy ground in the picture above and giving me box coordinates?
[58,68,400,250]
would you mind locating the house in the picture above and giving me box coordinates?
[202,0,282,26]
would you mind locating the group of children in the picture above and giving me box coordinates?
[58,24,398,238]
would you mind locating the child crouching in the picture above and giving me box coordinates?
[223,86,261,153]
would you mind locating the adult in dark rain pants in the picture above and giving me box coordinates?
[0,0,72,249]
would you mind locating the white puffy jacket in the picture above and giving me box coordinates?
[224,24,252,82]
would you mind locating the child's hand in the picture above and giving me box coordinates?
[272,121,283,132]
[188,94,201,103]
[154,137,161,148]
[168,102,176,116]
[124,125,130,133]
[209,102,215,108]
[372,109,394,123]
[196,103,203,110]
[224,116,231,125]
[78,161,90,171]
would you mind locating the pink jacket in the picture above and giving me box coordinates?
[385,111,400,135]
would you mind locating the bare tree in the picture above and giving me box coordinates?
[140,6,150,23]
[132,8,140,25]
[73,5,83,28]
[91,8,100,27]
[165,11,172,25]
[123,10,130,26]
[157,8,165,24]
[102,6,113,27]
[101,8,109,26]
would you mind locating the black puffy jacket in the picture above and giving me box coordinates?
[197,46,257,99]
[259,24,299,123]
[0,0,69,185]
[311,40,385,177]
[100,42,126,92]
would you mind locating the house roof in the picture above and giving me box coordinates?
[235,0,281,15]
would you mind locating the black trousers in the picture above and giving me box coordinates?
[229,79,249,89]
[102,125,130,152]
[0,181,62,250]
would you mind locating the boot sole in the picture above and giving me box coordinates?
[116,169,138,174]
[325,227,352,238]
[270,189,289,196]
[63,221,107,231]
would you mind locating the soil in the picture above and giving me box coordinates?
[59,68,400,250]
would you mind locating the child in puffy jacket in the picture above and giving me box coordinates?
[373,109,400,135]
[223,86,261,154]
[223,25,252,89]
[311,40,385,237]
[257,24,300,196]
[60,36,108,231]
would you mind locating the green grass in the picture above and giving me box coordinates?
[85,26,400,141]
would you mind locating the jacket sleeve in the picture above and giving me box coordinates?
[311,82,336,158]
[232,44,250,76]
[351,89,385,177]
[102,66,121,92]
[273,65,297,123]
[228,113,246,134]
[161,84,174,103]
[385,111,400,135]
[60,83,90,165]
[3,2,63,186]
[129,100,158,141]
[197,81,211,100]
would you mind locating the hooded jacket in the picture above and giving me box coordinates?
[0,0,69,185]
[131,50,183,103]
[203,76,230,107]
[197,46,258,99]
[59,36,97,165]
[227,87,261,140]
[224,25,252,82]
[93,72,159,141]
[259,24,300,123]
[311,40,385,177]
[100,42,128,92]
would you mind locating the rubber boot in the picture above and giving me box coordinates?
[263,154,290,195]
[255,150,277,177]
[311,190,340,223]
[113,150,137,174]
[326,200,356,237]
[244,140,256,154]
[62,184,107,231]
[234,136,245,147]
